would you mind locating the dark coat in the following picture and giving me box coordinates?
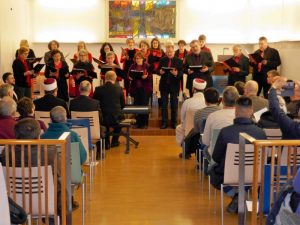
[226,54,249,85]
[45,61,70,102]
[34,94,69,114]
[128,63,153,96]
[12,58,30,88]
[15,48,36,69]
[250,46,281,80]
[184,51,215,89]
[93,82,125,126]
[158,56,183,93]
[210,117,266,188]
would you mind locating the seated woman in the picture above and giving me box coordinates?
[73,41,92,63]
[72,49,97,97]
[15,39,36,69]
[44,40,65,64]
[0,96,17,139]
[128,51,152,128]
[44,49,70,102]
[17,97,47,133]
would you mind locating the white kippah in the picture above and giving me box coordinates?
[193,78,207,90]
[44,78,57,91]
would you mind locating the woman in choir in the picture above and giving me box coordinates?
[73,41,93,63]
[175,40,188,61]
[44,49,70,102]
[224,44,249,86]
[44,40,65,64]
[72,49,97,97]
[15,39,36,69]
[100,51,124,82]
[120,38,139,95]
[12,47,35,98]
[139,40,150,62]
[148,37,165,74]
[99,42,119,65]
[128,51,152,128]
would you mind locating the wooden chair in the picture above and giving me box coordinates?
[181,109,197,160]
[264,128,282,140]
[0,163,10,224]
[35,111,51,128]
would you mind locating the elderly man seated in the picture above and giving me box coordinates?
[0,96,17,139]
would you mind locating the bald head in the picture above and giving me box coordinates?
[244,80,259,97]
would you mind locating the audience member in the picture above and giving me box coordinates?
[93,71,125,149]
[234,81,245,96]
[194,87,221,134]
[176,78,206,146]
[267,70,280,85]
[202,86,239,154]
[34,78,68,113]
[0,96,17,139]
[0,83,14,99]
[2,72,21,101]
[268,77,300,139]
[210,96,266,213]
[41,106,87,165]
[17,97,47,132]
[244,80,268,113]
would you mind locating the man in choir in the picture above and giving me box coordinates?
[176,78,206,147]
[34,78,68,114]
[2,72,21,101]
[210,96,266,213]
[185,40,215,97]
[244,80,268,113]
[93,71,125,149]
[158,41,183,129]
[250,36,281,98]
[225,45,249,86]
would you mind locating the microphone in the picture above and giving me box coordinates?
[223,47,229,55]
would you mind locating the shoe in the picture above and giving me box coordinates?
[178,152,191,159]
[111,141,120,148]
[226,194,238,214]
[72,199,79,211]
[171,124,176,129]
[160,124,167,129]
[105,143,110,150]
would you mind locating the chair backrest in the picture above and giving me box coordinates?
[263,128,282,140]
[68,118,92,150]
[280,146,300,165]
[4,165,55,216]
[0,163,10,224]
[208,128,221,155]
[184,109,197,136]
[224,143,261,185]
[70,142,82,184]
[35,111,51,128]
[70,126,89,163]
[71,111,100,141]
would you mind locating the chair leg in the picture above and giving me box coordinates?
[208,175,211,200]
[221,184,224,225]
[202,157,205,188]
[182,142,186,161]
[214,188,217,214]
[82,175,85,225]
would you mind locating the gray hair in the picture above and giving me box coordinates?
[79,80,91,94]
[0,83,13,98]
[222,86,239,107]
[50,106,67,123]
[0,96,17,116]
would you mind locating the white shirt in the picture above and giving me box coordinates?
[202,108,236,147]
[181,92,206,129]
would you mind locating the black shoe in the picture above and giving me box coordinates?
[111,141,120,148]
[178,152,191,159]
[72,199,79,211]
[160,124,167,129]
[105,143,110,150]
[226,194,238,214]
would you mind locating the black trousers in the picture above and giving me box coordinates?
[133,89,151,127]
[253,73,270,98]
[161,90,178,125]
[227,74,246,86]
[104,125,122,145]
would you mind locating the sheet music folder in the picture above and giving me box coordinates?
[249,52,264,63]
[129,70,143,79]
[223,58,239,68]
[189,65,203,71]
[33,64,45,73]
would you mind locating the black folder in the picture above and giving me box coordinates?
[27,57,42,64]
[92,57,105,65]
[189,65,203,71]
[223,58,239,68]
[249,52,264,63]
[129,70,143,79]
[161,67,174,72]
[48,66,57,73]
[71,68,85,75]
[33,64,45,74]
[100,65,113,74]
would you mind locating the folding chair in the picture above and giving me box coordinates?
[35,111,51,128]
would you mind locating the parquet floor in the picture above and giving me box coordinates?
[72,136,239,225]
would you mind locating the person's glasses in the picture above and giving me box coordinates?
[79,54,87,56]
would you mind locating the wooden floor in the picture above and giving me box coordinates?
[72,136,238,225]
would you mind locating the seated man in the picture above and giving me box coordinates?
[244,80,268,113]
[202,86,240,155]
[175,78,206,147]
[34,78,68,114]
[41,106,87,165]
[2,72,21,101]
[93,71,125,149]
[0,96,17,139]
[210,96,266,213]
[0,83,14,99]
[194,87,221,134]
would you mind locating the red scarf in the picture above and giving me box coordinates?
[54,61,62,79]
[18,56,31,87]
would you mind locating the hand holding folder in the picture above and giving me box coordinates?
[189,65,203,72]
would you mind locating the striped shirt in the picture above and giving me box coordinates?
[194,105,221,133]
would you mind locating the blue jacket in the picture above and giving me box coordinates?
[41,123,87,165]
[269,88,300,139]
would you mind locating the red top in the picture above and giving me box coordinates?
[0,116,16,139]
[18,56,31,87]
[54,61,62,78]
[201,45,211,53]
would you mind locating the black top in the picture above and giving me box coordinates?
[93,82,125,126]
[15,48,36,69]
[34,94,69,115]
[73,61,97,85]
[12,58,29,88]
